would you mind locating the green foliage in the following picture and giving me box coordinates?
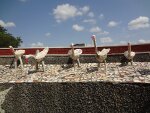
[0,26,23,48]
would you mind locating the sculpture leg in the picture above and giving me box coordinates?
[14,58,17,69]
[77,59,80,67]
[73,60,75,71]
[131,59,133,65]
[36,62,38,71]
[35,50,39,71]
[9,58,14,68]
[97,63,100,71]
[104,60,107,75]
[42,61,45,72]
[19,57,23,69]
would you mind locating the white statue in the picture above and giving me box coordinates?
[9,46,25,69]
[91,35,110,73]
[68,43,82,69]
[124,42,135,65]
[25,47,49,71]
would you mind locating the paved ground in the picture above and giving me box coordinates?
[0,62,150,83]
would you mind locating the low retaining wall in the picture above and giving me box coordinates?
[0,53,149,65]
[0,82,150,113]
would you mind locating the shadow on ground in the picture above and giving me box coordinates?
[0,82,150,113]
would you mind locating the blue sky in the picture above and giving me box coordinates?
[0,0,150,47]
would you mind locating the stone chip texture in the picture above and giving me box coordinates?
[0,82,150,113]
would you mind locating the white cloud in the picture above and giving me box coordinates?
[102,31,109,35]
[80,6,90,14]
[128,16,150,30]
[100,37,112,43]
[31,42,44,47]
[77,6,90,16]
[53,4,90,22]
[120,41,127,44]
[138,39,150,43]
[72,24,84,31]
[0,20,15,28]
[99,14,104,19]
[83,19,96,24]
[53,4,79,22]
[89,26,109,35]
[108,21,118,27]
[88,12,94,18]
[45,32,51,37]
[90,26,102,33]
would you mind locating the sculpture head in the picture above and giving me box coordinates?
[9,46,14,53]
[70,43,74,48]
[9,46,12,48]
[91,35,96,41]
[128,42,131,46]
[128,42,131,51]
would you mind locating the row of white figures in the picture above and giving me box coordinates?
[91,35,136,75]
[9,35,135,73]
[9,46,49,71]
[72,36,135,68]
[92,35,136,65]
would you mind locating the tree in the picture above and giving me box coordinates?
[0,26,23,48]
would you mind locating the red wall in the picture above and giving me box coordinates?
[0,43,149,56]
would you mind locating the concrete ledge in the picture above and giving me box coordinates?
[0,82,150,113]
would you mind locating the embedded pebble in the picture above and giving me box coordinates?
[133,79,141,82]
[147,75,150,79]
[0,62,149,83]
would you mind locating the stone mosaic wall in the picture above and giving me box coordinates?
[0,82,150,113]
[0,53,149,65]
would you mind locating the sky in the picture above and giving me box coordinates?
[0,0,150,47]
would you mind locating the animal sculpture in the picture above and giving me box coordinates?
[25,47,49,71]
[91,35,110,73]
[124,42,135,65]
[9,46,25,69]
[68,43,82,69]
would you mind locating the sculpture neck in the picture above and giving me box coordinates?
[10,47,15,53]
[35,49,40,56]
[71,45,75,56]
[128,43,131,57]
[93,39,98,53]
